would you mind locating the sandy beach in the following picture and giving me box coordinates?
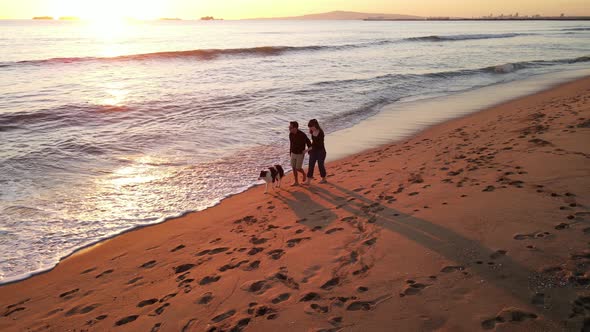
[1,77,589,331]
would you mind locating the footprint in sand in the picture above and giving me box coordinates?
[243,260,260,271]
[513,231,551,240]
[482,185,495,192]
[222,317,252,332]
[159,293,177,303]
[490,250,507,259]
[150,322,162,332]
[137,299,158,308]
[59,288,79,300]
[300,292,321,302]
[85,314,108,326]
[306,303,329,314]
[151,303,170,316]
[199,275,221,285]
[95,269,114,278]
[219,260,249,272]
[352,264,370,276]
[440,265,465,273]
[400,280,429,296]
[3,306,26,317]
[178,278,194,293]
[320,277,340,290]
[171,244,185,252]
[45,308,64,317]
[248,305,278,320]
[174,264,195,274]
[273,272,300,290]
[196,247,230,256]
[267,249,285,260]
[247,247,264,256]
[127,276,143,285]
[555,223,570,230]
[242,280,270,294]
[346,295,391,311]
[480,307,537,330]
[81,267,97,274]
[325,227,344,235]
[250,237,269,245]
[330,316,343,326]
[286,237,311,247]
[271,293,291,304]
[115,315,138,326]
[65,303,100,317]
[140,260,157,268]
[197,292,213,305]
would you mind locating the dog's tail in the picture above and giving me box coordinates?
[274,165,284,178]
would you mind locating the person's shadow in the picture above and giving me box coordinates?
[281,181,578,325]
[275,189,339,230]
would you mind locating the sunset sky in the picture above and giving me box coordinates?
[1,0,588,20]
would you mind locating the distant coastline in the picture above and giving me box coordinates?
[25,11,590,22]
[241,10,590,21]
[365,16,590,21]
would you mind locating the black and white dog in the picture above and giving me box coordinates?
[258,165,284,193]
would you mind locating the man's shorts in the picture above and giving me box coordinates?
[290,153,304,169]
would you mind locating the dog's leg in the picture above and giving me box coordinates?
[264,182,268,194]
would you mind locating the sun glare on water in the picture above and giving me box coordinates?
[51,0,167,56]
[53,0,166,22]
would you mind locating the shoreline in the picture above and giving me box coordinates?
[1,69,589,287]
[0,75,589,331]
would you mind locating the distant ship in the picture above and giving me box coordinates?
[59,16,80,21]
[33,16,53,20]
[160,18,182,21]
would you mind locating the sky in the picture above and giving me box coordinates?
[0,0,588,20]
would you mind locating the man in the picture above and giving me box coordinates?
[288,121,311,186]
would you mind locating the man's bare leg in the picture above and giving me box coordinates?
[292,169,299,186]
[298,168,307,183]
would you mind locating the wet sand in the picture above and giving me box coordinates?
[1,77,589,331]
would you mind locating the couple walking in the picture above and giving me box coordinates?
[288,119,327,186]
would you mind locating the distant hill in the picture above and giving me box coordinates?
[245,10,423,20]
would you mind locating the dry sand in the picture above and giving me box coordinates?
[1,77,589,331]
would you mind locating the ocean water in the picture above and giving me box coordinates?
[0,19,589,283]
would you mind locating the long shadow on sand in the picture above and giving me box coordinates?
[280,181,577,327]
[274,189,339,229]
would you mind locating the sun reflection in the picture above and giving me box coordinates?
[83,18,135,57]
[100,84,129,106]
[110,156,162,186]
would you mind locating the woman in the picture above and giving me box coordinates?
[305,119,327,184]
